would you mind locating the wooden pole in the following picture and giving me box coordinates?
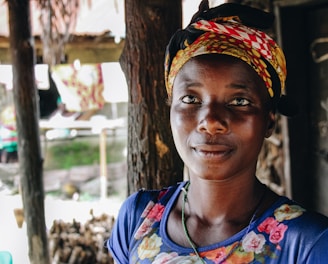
[100,128,107,199]
[273,4,292,198]
[7,1,50,263]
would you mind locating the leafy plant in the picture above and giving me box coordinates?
[44,136,126,170]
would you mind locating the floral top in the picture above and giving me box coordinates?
[107,181,328,263]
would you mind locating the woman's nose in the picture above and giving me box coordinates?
[197,104,230,135]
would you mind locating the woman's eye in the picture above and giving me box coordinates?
[229,98,250,106]
[181,95,201,104]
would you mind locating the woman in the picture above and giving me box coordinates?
[107,2,328,263]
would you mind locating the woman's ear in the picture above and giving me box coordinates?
[265,111,276,138]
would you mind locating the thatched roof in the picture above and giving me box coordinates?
[0,0,224,38]
[0,0,125,38]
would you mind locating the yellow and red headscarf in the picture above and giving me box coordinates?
[164,3,287,108]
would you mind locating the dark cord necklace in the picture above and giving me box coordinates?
[181,181,267,263]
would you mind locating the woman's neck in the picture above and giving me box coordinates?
[184,176,266,225]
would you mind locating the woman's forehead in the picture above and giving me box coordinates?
[177,54,263,83]
[173,54,269,99]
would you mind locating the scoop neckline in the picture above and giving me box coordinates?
[159,181,288,254]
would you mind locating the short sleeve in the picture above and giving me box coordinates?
[106,189,163,263]
[105,184,181,263]
[106,192,139,264]
[303,229,328,264]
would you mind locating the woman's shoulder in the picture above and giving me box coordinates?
[273,196,328,261]
[120,181,185,216]
[265,195,328,235]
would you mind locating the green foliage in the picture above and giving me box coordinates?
[44,136,127,170]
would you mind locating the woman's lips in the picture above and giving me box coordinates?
[192,143,234,159]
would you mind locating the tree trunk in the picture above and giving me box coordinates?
[7,1,50,264]
[121,0,184,194]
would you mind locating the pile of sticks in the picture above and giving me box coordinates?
[48,210,115,264]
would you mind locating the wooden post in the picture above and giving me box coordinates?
[99,128,107,199]
[7,1,50,263]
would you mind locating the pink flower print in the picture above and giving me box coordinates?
[152,252,179,264]
[141,201,155,218]
[135,203,165,239]
[158,189,169,200]
[269,223,288,244]
[242,231,266,254]
[148,203,165,222]
[258,217,278,234]
[134,218,154,240]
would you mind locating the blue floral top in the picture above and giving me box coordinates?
[107,181,328,263]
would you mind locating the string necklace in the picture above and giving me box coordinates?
[181,181,267,264]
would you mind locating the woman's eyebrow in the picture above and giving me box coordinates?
[227,82,248,90]
[175,77,202,89]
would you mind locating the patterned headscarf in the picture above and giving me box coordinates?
[164,3,287,105]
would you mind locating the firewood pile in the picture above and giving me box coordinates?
[48,210,115,264]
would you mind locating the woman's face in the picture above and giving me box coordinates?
[170,54,275,181]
